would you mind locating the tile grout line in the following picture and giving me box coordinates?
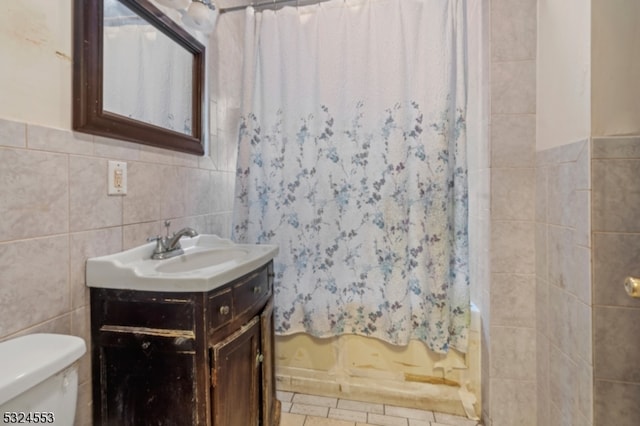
[279,391,482,426]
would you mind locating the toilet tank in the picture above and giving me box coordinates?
[0,334,86,425]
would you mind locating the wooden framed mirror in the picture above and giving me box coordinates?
[73,0,205,155]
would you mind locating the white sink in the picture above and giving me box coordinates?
[86,235,278,292]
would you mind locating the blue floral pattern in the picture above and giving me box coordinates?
[233,100,469,354]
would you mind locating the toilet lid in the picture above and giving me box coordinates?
[0,334,86,405]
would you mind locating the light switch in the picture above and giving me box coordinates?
[108,161,127,195]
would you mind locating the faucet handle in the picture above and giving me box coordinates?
[164,220,172,236]
[147,235,166,254]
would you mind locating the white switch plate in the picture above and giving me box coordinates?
[108,161,127,195]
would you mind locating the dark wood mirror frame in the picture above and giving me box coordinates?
[73,0,206,155]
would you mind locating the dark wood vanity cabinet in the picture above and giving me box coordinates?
[90,262,279,426]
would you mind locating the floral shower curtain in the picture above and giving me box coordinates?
[233,0,469,354]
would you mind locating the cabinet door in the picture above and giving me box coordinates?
[260,300,277,425]
[211,316,261,426]
[95,332,199,426]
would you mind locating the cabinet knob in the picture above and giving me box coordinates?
[141,341,151,350]
[219,305,230,315]
[256,353,264,364]
[625,277,640,298]
[253,286,262,294]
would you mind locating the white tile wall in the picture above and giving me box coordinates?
[487,0,538,424]
[0,16,242,420]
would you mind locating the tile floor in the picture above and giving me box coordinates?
[277,392,482,426]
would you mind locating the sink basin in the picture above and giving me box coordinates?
[155,248,249,273]
[86,235,278,292]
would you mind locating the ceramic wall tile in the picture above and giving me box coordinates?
[574,140,590,191]
[536,333,549,426]
[535,224,548,284]
[209,99,218,132]
[490,274,536,328]
[222,107,241,138]
[577,358,593,423]
[94,136,140,161]
[0,236,69,336]
[159,165,190,219]
[70,306,91,385]
[188,167,213,216]
[122,161,163,224]
[491,221,535,274]
[589,137,640,426]
[490,379,536,426]
[0,148,68,241]
[546,225,575,292]
[535,165,547,223]
[216,132,228,172]
[535,277,548,336]
[210,171,228,213]
[573,190,590,248]
[574,300,592,364]
[173,150,200,168]
[190,214,212,235]
[546,163,576,227]
[226,172,238,211]
[594,380,640,426]
[594,306,640,382]
[491,0,536,61]
[547,401,565,426]
[7,313,71,341]
[481,355,490,426]
[592,158,640,233]
[138,144,176,165]
[592,136,640,159]
[547,284,576,358]
[207,134,220,172]
[489,326,536,380]
[69,227,122,309]
[74,380,93,426]
[540,140,585,165]
[69,156,122,232]
[199,150,217,171]
[223,129,239,172]
[535,148,554,167]
[491,61,536,115]
[27,125,94,155]
[491,168,535,221]
[0,118,26,148]
[572,244,591,305]
[548,346,580,425]
[593,232,640,308]
[122,221,164,250]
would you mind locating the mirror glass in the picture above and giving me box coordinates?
[73,0,205,155]
[103,0,194,136]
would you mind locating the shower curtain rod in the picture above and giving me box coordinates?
[219,0,334,14]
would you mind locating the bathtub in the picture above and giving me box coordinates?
[274,302,481,418]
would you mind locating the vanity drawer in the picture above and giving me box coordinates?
[92,290,195,330]
[233,267,270,318]
[208,288,233,330]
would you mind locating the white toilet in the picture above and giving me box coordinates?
[0,333,86,425]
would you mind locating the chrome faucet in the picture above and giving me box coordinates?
[148,221,199,260]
